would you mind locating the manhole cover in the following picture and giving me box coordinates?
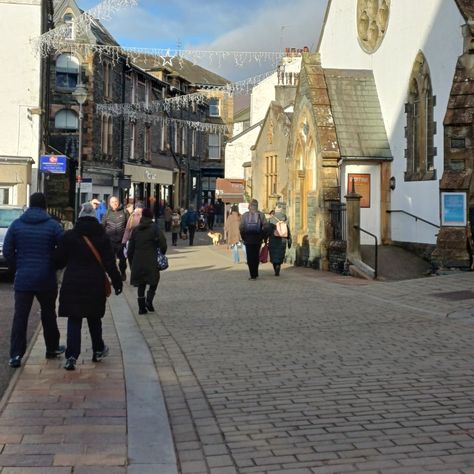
[433,290,474,300]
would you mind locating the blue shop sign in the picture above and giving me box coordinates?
[39,155,67,174]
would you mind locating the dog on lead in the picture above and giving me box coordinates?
[207,231,222,246]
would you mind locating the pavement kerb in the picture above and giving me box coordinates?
[108,291,179,474]
[0,321,41,417]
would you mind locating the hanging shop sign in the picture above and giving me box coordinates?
[39,155,67,174]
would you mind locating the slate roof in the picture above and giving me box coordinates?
[132,55,230,87]
[324,69,392,161]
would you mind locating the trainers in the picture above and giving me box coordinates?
[45,345,66,359]
[8,356,21,368]
[64,357,76,371]
[92,345,109,362]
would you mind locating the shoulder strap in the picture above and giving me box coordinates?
[83,236,105,270]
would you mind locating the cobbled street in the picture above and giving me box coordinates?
[122,241,474,474]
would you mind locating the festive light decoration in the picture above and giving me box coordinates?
[36,40,284,69]
[35,0,137,56]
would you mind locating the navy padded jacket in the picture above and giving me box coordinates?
[3,208,63,292]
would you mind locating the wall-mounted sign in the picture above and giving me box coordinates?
[39,155,67,174]
[80,178,92,193]
[441,192,466,226]
[348,173,371,208]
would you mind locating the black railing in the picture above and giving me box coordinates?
[329,202,347,241]
[354,225,378,279]
[387,210,440,229]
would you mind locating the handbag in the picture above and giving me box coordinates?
[157,249,169,271]
[259,243,269,263]
[83,236,112,297]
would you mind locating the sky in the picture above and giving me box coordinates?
[77,0,329,81]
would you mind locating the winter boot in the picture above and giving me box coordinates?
[146,290,156,312]
[138,297,148,315]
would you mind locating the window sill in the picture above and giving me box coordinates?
[404,169,437,182]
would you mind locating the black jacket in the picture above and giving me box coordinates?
[53,216,122,319]
[102,207,129,245]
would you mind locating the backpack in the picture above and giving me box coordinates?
[243,212,262,234]
[274,217,288,238]
[171,214,181,228]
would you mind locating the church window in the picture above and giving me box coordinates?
[63,13,74,40]
[404,52,436,181]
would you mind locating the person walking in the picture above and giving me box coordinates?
[170,208,181,246]
[265,203,291,276]
[225,205,244,264]
[127,208,167,314]
[53,203,123,370]
[239,199,266,280]
[182,205,198,246]
[102,196,129,281]
[164,205,172,232]
[121,201,144,249]
[3,192,65,368]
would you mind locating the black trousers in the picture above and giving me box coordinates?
[137,282,158,298]
[245,243,261,279]
[66,317,104,359]
[11,289,60,358]
[188,225,196,245]
[111,242,127,274]
[171,232,178,245]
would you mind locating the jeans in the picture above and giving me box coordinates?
[66,317,104,359]
[231,243,246,264]
[11,289,60,358]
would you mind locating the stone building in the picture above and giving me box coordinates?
[273,0,466,273]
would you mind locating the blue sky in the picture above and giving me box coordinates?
[77,0,329,80]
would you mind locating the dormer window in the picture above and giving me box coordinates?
[63,13,74,40]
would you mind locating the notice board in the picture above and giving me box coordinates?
[348,173,371,208]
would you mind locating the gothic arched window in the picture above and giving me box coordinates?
[404,51,436,181]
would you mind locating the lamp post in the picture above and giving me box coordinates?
[72,82,87,220]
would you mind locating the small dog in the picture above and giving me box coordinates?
[207,231,222,246]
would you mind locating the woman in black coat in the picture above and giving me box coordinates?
[53,203,123,370]
[127,208,167,314]
[265,206,291,276]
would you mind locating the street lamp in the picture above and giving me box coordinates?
[72,82,87,220]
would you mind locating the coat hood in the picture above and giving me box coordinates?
[20,207,53,225]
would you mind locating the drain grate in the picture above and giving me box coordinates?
[432,290,474,301]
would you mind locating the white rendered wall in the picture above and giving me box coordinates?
[0,0,42,191]
[250,56,302,126]
[341,163,381,245]
[318,0,463,244]
[225,126,261,179]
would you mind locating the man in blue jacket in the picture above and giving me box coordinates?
[3,193,65,368]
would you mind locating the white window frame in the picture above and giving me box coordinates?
[191,130,196,157]
[55,54,80,90]
[208,133,221,160]
[63,13,75,40]
[208,98,220,117]
[130,122,136,159]
[55,109,78,130]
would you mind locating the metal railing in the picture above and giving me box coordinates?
[354,225,378,279]
[387,210,440,229]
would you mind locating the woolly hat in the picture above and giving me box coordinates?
[79,202,97,218]
[29,192,47,209]
[135,201,145,209]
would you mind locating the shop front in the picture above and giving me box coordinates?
[123,163,176,215]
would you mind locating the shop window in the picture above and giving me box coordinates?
[55,109,78,130]
[56,54,80,89]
